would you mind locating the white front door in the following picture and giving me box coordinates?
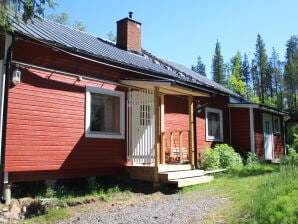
[127,89,155,164]
[263,113,273,160]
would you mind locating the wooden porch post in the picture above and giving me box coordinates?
[160,94,165,164]
[188,95,195,169]
[154,87,161,182]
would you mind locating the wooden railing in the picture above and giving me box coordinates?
[161,130,190,164]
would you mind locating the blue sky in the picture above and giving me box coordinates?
[45,0,297,78]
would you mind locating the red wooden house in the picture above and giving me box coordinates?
[0,13,287,199]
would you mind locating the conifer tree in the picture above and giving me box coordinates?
[212,41,226,84]
[191,56,206,76]
[254,34,269,104]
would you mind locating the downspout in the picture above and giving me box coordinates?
[0,34,15,202]
[193,96,214,169]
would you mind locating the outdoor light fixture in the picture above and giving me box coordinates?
[12,68,21,85]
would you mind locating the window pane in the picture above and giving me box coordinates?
[90,93,120,133]
[208,111,220,139]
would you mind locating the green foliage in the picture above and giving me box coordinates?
[202,144,243,170]
[47,11,87,31]
[286,123,298,152]
[0,0,55,34]
[245,166,298,224]
[281,148,298,165]
[212,41,226,84]
[191,56,206,76]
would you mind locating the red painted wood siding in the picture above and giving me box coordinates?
[5,67,126,182]
[196,95,230,156]
[253,109,264,157]
[164,94,231,159]
[230,107,251,155]
[253,110,285,159]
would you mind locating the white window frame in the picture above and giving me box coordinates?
[205,107,223,142]
[85,86,125,139]
[273,115,281,135]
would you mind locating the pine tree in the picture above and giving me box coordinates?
[268,48,283,108]
[212,41,226,84]
[191,56,206,76]
[254,34,269,104]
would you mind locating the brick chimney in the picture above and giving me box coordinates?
[116,12,142,52]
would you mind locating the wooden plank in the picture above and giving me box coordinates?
[161,132,166,164]
[179,131,183,163]
[188,95,194,168]
[154,86,160,182]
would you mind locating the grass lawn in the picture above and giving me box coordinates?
[181,164,298,224]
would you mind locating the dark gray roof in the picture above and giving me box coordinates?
[9,13,241,98]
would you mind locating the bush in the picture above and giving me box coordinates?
[281,148,298,165]
[202,144,243,170]
[287,124,298,152]
[202,147,220,170]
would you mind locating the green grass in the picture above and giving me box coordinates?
[180,164,298,224]
[25,208,71,224]
[24,184,131,224]
[245,165,298,224]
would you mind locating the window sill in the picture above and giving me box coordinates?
[85,132,125,139]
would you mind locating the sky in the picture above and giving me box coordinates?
[45,0,297,79]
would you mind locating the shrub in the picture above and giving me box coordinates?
[287,124,298,152]
[202,147,220,170]
[213,144,243,169]
[202,144,243,170]
[281,148,298,165]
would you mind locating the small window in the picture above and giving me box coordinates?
[86,86,125,139]
[205,107,223,141]
[273,116,281,134]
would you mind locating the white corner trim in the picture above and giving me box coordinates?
[85,86,125,139]
[249,108,255,153]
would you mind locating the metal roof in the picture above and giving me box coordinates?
[9,13,241,98]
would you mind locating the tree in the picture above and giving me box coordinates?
[0,0,55,33]
[212,41,226,84]
[107,31,116,42]
[254,34,269,104]
[47,11,87,31]
[285,35,298,61]
[268,48,283,108]
[284,35,298,111]
[241,53,250,86]
[228,52,246,96]
[191,56,206,76]
[284,50,298,111]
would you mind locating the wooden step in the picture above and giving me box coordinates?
[159,169,205,182]
[168,175,214,188]
[158,164,191,173]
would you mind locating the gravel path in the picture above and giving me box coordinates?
[57,190,225,224]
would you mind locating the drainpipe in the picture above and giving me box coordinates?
[0,34,15,202]
[193,96,214,169]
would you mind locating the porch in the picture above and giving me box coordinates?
[123,82,214,187]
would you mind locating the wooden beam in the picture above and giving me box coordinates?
[188,95,194,169]
[179,131,183,163]
[160,95,165,164]
[154,87,160,182]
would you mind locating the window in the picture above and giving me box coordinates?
[273,116,281,134]
[85,86,125,139]
[140,105,151,126]
[205,107,223,141]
